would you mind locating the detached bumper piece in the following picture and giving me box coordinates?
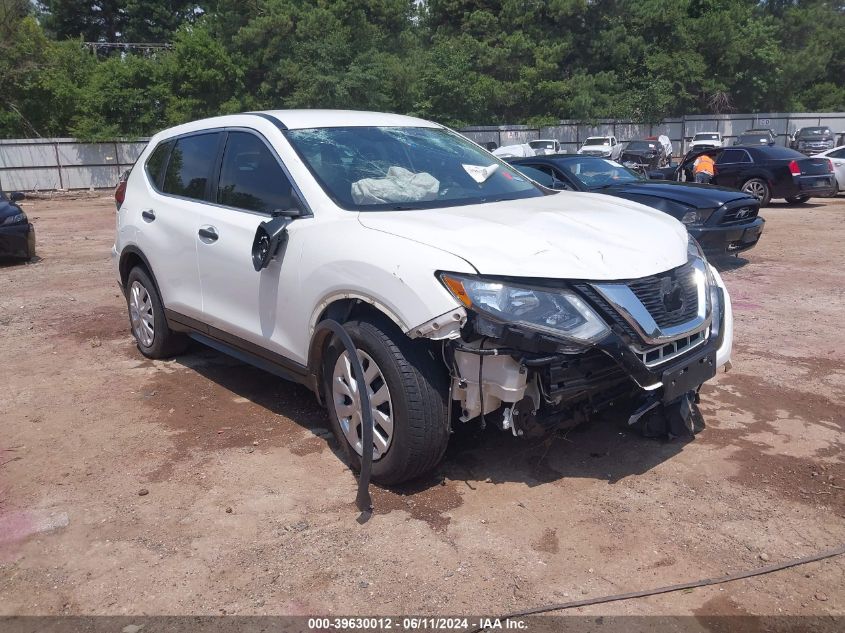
[0,223,35,260]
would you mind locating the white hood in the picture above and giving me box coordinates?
[357,192,688,280]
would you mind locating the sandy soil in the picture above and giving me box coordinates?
[0,194,843,621]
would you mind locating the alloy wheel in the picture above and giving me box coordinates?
[129,280,155,348]
[742,180,767,200]
[332,349,394,459]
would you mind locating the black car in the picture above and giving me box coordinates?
[0,191,34,260]
[509,155,765,256]
[733,132,775,147]
[789,126,835,155]
[619,139,669,172]
[653,146,837,206]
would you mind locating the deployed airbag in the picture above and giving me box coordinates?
[351,166,439,205]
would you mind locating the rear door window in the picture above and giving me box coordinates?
[162,133,222,201]
[216,132,293,213]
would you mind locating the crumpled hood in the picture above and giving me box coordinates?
[357,192,688,280]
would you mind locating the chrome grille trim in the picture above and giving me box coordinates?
[591,257,711,345]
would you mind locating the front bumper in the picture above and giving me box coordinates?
[0,223,35,259]
[690,217,765,255]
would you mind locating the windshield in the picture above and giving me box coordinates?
[284,126,543,211]
[694,133,719,141]
[799,127,831,137]
[553,158,642,189]
[583,138,609,146]
[529,140,556,150]
[626,141,658,151]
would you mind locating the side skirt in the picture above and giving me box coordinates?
[164,308,318,392]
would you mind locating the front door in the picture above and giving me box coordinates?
[196,130,306,359]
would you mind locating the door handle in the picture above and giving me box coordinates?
[198,226,218,243]
[141,209,156,222]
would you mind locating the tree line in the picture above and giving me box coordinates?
[1,0,843,140]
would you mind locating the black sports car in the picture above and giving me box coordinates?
[508,155,764,256]
[0,191,34,260]
[652,146,837,206]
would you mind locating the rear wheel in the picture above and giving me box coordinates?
[323,316,449,486]
[785,194,810,204]
[126,267,188,359]
[741,178,771,206]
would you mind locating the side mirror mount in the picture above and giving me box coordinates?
[251,191,305,271]
[9,191,25,202]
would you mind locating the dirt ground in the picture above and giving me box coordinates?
[1,193,843,623]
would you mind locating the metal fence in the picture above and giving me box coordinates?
[460,112,845,157]
[1,111,844,191]
[0,138,148,192]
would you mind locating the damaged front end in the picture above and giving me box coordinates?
[423,239,729,439]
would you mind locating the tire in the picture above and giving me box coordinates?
[741,178,771,206]
[126,266,188,359]
[323,316,450,486]
[785,194,810,204]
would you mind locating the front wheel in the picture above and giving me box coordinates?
[741,178,771,206]
[785,194,810,204]
[323,316,449,486]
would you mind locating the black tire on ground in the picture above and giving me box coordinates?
[741,178,772,206]
[126,266,189,359]
[785,194,810,204]
[322,316,450,486]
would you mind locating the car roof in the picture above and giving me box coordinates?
[151,109,441,140]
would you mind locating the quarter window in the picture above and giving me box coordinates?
[217,132,293,213]
[145,141,172,189]
[162,133,221,200]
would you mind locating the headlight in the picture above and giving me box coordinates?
[439,273,609,343]
[688,235,706,261]
[1,213,26,226]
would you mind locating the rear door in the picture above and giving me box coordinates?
[138,131,223,320]
[196,129,307,358]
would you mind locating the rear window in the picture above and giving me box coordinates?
[145,141,172,188]
[162,133,221,201]
[754,146,806,160]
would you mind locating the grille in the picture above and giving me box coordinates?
[720,205,758,225]
[633,329,708,368]
[626,262,699,328]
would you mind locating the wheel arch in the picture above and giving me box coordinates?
[118,246,167,309]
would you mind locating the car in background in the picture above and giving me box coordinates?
[528,139,562,155]
[509,155,764,256]
[620,139,671,172]
[789,126,835,155]
[811,146,845,194]
[492,143,535,158]
[652,146,836,206]
[0,191,35,260]
[577,135,622,160]
[733,130,776,147]
[690,132,723,150]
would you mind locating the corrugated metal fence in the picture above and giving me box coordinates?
[0,138,148,192]
[1,111,844,191]
[460,111,845,156]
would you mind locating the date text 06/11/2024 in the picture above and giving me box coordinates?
[306,617,528,630]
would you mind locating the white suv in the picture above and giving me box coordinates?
[113,110,733,484]
[577,135,622,160]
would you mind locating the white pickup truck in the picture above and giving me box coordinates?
[577,135,622,160]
